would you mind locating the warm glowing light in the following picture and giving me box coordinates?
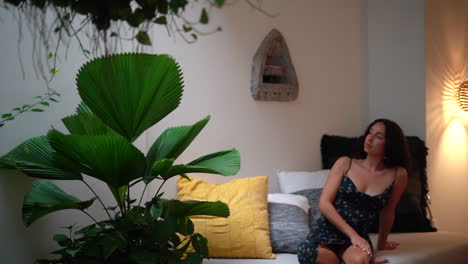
[440,117,468,169]
[457,81,468,112]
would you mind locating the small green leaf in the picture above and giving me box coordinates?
[154,16,167,25]
[191,233,208,257]
[5,117,14,121]
[49,98,59,103]
[178,217,194,236]
[65,248,80,257]
[40,102,50,107]
[2,113,12,118]
[215,0,226,7]
[31,108,44,112]
[12,107,21,111]
[145,158,174,183]
[21,104,30,110]
[82,50,90,58]
[110,32,118,37]
[47,53,53,59]
[136,31,152,46]
[191,33,198,40]
[199,8,208,24]
[53,234,69,242]
[180,174,191,181]
[50,68,60,74]
[183,25,192,32]
[34,96,42,99]
[150,201,163,219]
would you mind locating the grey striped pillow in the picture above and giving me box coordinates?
[267,194,310,253]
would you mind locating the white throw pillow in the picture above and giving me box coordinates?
[267,193,310,213]
[277,169,330,193]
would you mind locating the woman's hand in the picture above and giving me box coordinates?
[373,257,390,263]
[378,241,400,251]
[351,234,372,256]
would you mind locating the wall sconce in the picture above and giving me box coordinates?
[457,81,468,111]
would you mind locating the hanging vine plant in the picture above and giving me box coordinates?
[0,0,274,128]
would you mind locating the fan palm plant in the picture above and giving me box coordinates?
[0,53,240,264]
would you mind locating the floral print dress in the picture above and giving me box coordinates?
[297,169,394,264]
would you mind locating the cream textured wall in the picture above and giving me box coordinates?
[367,0,425,139]
[144,0,368,199]
[426,0,468,234]
[0,1,368,262]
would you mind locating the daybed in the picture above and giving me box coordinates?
[203,232,468,263]
[177,135,468,264]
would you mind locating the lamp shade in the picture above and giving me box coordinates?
[457,81,468,112]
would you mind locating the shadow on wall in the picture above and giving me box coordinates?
[0,171,51,262]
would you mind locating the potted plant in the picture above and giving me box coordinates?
[0,53,240,264]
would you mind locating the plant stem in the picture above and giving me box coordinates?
[138,184,148,207]
[82,180,113,220]
[130,178,143,187]
[0,91,59,127]
[126,184,130,212]
[81,210,99,225]
[155,180,167,198]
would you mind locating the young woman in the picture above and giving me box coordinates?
[298,119,410,264]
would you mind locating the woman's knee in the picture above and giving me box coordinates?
[345,251,371,264]
[316,247,339,264]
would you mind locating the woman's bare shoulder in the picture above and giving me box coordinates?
[331,156,352,171]
[394,166,408,185]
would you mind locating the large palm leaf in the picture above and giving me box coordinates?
[22,180,95,226]
[0,136,82,180]
[47,130,146,188]
[146,116,210,172]
[147,149,240,182]
[76,53,183,142]
[163,200,229,218]
[62,113,118,136]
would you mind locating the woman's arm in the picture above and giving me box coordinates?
[377,167,408,250]
[319,157,369,252]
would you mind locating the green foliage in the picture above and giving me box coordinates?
[76,53,183,142]
[1,53,241,263]
[3,0,228,47]
[0,91,61,127]
[22,181,96,226]
[136,31,152,46]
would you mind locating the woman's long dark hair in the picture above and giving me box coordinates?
[354,119,411,170]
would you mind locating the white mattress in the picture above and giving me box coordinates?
[203,231,468,264]
[373,231,468,264]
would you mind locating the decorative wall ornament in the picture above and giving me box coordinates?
[251,29,298,101]
[457,81,468,112]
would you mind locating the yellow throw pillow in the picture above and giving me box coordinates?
[177,175,275,259]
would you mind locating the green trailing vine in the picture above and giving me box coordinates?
[1,0,274,128]
[0,91,60,128]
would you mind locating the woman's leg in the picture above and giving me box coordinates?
[316,245,340,264]
[340,245,371,264]
[298,241,339,264]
